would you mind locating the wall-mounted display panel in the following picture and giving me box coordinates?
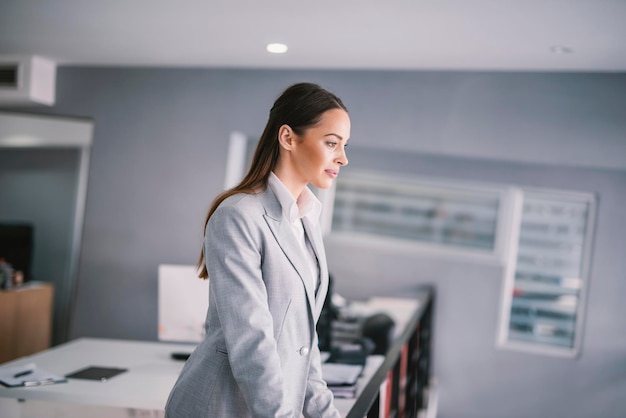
[498,189,596,357]
[322,171,516,264]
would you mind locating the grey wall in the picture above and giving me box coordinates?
[6,68,625,418]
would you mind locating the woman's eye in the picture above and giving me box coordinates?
[326,141,337,148]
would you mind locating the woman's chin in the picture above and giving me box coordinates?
[312,179,334,189]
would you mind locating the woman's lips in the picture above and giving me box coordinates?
[325,169,338,178]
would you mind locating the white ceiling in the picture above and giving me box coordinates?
[1,0,625,72]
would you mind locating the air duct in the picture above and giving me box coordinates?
[0,55,56,106]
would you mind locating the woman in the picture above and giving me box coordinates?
[165,82,350,417]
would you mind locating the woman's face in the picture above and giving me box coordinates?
[290,108,351,190]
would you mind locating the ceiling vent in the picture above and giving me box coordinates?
[0,56,56,106]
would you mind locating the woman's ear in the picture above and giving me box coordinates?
[278,124,295,150]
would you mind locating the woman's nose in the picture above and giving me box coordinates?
[336,147,348,166]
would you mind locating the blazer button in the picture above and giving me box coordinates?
[299,346,310,356]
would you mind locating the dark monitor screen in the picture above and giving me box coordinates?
[0,223,34,282]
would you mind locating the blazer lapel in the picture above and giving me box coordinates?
[261,189,317,319]
[302,217,329,317]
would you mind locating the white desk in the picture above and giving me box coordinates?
[0,338,195,418]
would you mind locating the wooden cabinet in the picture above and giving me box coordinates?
[0,282,53,364]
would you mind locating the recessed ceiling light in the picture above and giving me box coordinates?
[550,45,573,54]
[266,43,288,54]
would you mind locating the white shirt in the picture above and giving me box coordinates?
[268,172,321,293]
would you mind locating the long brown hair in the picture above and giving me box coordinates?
[197,82,347,278]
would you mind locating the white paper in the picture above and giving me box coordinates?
[0,362,66,387]
[321,363,363,386]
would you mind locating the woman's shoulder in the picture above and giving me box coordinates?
[219,190,264,209]
[211,191,267,223]
[206,192,269,238]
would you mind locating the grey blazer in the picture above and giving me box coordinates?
[165,187,340,418]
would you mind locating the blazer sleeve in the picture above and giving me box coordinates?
[303,331,342,418]
[207,204,294,418]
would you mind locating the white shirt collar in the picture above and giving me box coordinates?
[268,172,322,224]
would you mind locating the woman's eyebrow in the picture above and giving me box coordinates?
[324,133,345,140]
